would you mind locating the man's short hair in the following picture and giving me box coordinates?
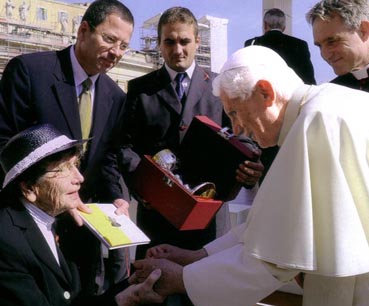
[264,8,286,30]
[82,0,134,30]
[157,7,198,43]
[306,0,369,30]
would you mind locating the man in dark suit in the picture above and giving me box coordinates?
[245,8,316,85]
[0,124,164,306]
[0,0,133,295]
[118,6,263,263]
[306,0,369,91]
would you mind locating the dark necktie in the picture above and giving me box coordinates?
[358,69,369,92]
[175,72,187,104]
[360,77,369,91]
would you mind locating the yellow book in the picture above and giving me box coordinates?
[79,203,150,249]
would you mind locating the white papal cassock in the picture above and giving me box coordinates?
[183,84,369,306]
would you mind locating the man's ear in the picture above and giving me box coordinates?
[263,22,268,33]
[77,20,89,40]
[256,80,275,106]
[195,35,201,48]
[359,20,369,41]
[20,182,37,203]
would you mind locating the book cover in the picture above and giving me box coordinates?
[79,203,150,250]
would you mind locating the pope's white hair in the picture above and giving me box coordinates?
[213,46,303,101]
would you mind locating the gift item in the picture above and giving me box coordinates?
[133,155,223,230]
[132,115,261,230]
[152,149,217,199]
[178,116,261,201]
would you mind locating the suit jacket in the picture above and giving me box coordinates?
[119,64,226,176]
[0,47,125,202]
[330,73,366,91]
[244,30,316,85]
[118,64,227,257]
[0,202,122,306]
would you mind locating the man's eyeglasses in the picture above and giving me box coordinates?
[45,158,81,178]
[89,23,129,51]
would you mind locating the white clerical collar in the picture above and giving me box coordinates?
[351,65,369,80]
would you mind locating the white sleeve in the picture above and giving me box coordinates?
[183,243,298,306]
[204,222,247,255]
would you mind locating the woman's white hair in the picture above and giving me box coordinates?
[213,46,303,101]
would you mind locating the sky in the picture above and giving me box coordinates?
[66,0,336,84]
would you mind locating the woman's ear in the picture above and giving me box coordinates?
[20,182,37,203]
[256,80,275,106]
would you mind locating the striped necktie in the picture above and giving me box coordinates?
[175,72,187,104]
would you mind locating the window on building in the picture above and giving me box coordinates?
[37,7,47,21]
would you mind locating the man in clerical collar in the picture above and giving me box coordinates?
[307,0,369,91]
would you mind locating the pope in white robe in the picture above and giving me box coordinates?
[132,46,369,306]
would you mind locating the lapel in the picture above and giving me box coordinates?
[53,47,82,139]
[9,204,73,286]
[155,67,182,115]
[52,49,115,160]
[181,65,211,125]
[87,75,114,159]
[56,246,73,284]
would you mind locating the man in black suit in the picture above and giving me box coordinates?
[118,6,263,263]
[245,8,316,85]
[0,0,133,295]
[306,0,369,91]
[0,124,164,306]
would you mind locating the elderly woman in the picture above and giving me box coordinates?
[0,124,164,306]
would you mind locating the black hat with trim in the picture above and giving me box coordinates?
[0,124,88,189]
